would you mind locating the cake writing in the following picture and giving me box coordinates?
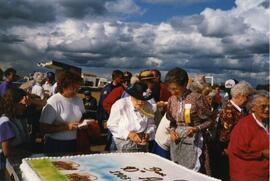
[109,170,131,180]
[109,166,166,180]
[143,167,166,177]
[122,166,139,172]
[52,161,79,170]
[138,177,163,181]
[67,173,98,181]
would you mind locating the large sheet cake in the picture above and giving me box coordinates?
[20,152,220,181]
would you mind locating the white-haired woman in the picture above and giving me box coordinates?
[214,81,253,180]
[228,90,269,181]
[107,82,156,152]
[31,72,47,100]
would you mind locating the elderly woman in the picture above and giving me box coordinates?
[39,71,85,155]
[31,72,47,100]
[107,82,156,152]
[228,90,269,181]
[214,81,253,180]
[164,67,213,175]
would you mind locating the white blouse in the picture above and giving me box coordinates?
[107,96,156,140]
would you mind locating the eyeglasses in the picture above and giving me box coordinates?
[68,85,80,92]
[256,104,269,110]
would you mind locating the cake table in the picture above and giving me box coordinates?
[20,152,220,181]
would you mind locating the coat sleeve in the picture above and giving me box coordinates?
[195,94,213,130]
[159,83,171,102]
[103,87,123,114]
[229,120,263,161]
[107,101,129,140]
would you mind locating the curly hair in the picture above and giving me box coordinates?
[3,88,27,118]
[57,71,83,93]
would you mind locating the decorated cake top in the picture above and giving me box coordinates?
[20,152,220,181]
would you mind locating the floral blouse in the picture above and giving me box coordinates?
[218,101,244,143]
[166,90,212,130]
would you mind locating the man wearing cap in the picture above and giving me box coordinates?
[83,90,97,119]
[0,68,19,97]
[139,70,171,128]
[107,82,156,152]
[151,69,171,104]
[139,69,171,104]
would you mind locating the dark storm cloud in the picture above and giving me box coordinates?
[259,0,269,8]
[58,0,109,18]
[0,34,24,43]
[0,0,113,29]
[0,1,56,28]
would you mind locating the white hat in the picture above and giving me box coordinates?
[225,79,236,89]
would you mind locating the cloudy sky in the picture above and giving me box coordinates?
[0,0,269,85]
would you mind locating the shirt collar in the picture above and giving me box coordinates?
[177,89,191,101]
[252,113,268,133]
[230,100,242,112]
[128,96,137,111]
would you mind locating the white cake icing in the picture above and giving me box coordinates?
[20,152,220,181]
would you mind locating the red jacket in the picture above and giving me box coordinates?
[103,86,124,114]
[159,83,171,102]
[228,114,269,181]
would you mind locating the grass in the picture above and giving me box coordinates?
[28,159,69,181]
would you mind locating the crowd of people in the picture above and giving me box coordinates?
[0,66,268,181]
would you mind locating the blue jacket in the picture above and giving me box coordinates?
[96,83,118,122]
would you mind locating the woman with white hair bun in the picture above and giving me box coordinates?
[213,81,254,180]
[31,72,47,100]
[228,90,269,181]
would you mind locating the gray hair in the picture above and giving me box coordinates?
[190,81,204,93]
[246,90,269,111]
[230,81,253,98]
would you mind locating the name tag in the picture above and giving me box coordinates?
[184,104,192,124]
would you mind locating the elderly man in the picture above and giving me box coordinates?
[214,81,253,180]
[228,90,269,181]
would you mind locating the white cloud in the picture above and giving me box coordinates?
[105,0,142,15]
[235,0,267,10]
[146,57,163,67]
[199,8,248,37]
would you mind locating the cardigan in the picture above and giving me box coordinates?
[228,114,269,181]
